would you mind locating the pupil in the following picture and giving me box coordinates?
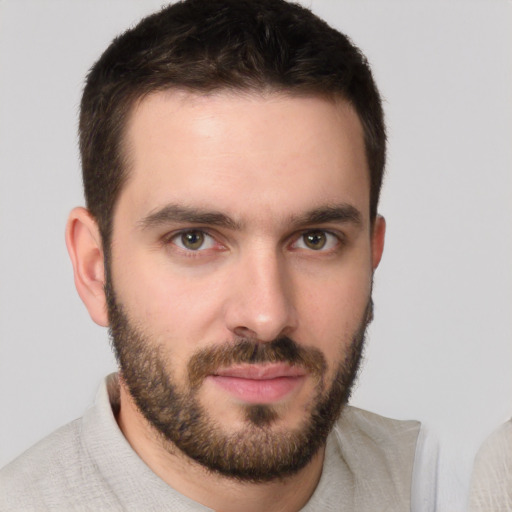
[305,232,326,249]
[183,231,204,249]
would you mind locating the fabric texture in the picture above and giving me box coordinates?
[1,374,424,512]
[469,419,512,512]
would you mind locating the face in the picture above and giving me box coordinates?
[106,91,383,480]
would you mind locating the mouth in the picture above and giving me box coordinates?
[207,363,307,404]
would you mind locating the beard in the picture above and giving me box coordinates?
[106,279,371,482]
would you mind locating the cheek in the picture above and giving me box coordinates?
[112,250,227,342]
[295,268,372,354]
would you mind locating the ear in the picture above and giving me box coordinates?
[65,207,109,327]
[371,215,386,270]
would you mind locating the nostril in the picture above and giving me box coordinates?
[233,326,258,339]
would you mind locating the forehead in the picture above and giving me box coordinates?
[119,90,369,226]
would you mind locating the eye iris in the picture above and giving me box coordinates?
[181,231,204,250]
[304,231,326,250]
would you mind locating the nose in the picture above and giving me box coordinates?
[224,249,298,342]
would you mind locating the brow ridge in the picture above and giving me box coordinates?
[138,202,362,231]
[138,204,242,230]
[290,204,363,228]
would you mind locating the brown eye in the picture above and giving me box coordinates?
[180,230,205,250]
[303,231,327,250]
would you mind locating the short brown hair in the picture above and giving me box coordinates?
[79,0,386,247]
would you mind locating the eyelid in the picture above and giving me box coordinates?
[160,227,344,253]
[163,228,221,252]
[290,229,343,251]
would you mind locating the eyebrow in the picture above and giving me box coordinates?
[137,203,362,231]
[138,204,242,230]
[290,204,363,228]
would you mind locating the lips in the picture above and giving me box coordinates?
[208,363,307,403]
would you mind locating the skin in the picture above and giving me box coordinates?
[66,90,385,512]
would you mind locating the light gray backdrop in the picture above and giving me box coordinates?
[1,1,510,510]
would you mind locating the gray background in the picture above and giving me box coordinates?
[1,1,511,509]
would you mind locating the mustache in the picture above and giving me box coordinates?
[187,336,327,389]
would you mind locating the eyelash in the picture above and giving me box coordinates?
[290,230,342,252]
[163,230,222,255]
[163,228,344,255]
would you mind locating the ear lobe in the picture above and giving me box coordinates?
[65,207,109,327]
[371,215,386,270]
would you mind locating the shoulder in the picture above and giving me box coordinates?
[336,405,421,448]
[1,417,83,481]
[469,419,512,512]
[475,419,512,460]
[333,406,422,473]
[0,417,93,511]
[329,406,424,510]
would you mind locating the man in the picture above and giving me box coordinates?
[0,0,434,510]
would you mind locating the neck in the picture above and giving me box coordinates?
[116,381,325,512]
